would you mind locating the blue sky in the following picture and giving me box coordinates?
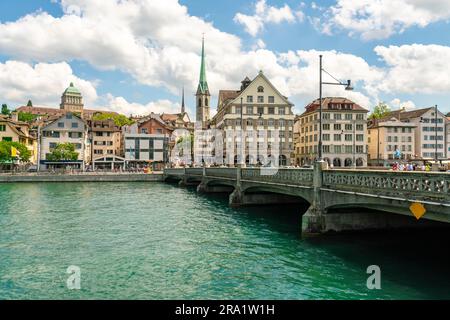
[0,0,449,116]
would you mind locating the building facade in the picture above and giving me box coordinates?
[295,97,369,167]
[39,113,88,169]
[382,107,448,161]
[89,119,123,168]
[60,82,84,113]
[211,71,295,166]
[367,117,416,166]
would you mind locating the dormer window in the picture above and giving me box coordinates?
[257,86,264,93]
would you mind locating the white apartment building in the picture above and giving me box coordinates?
[211,71,295,166]
[39,112,88,169]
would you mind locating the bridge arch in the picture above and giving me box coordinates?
[242,183,312,205]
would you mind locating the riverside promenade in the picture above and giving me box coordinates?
[0,172,164,183]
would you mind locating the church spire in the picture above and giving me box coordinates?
[197,36,209,94]
[181,87,185,114]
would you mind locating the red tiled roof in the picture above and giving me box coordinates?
[300,97,368,116]
[218,90,240,104]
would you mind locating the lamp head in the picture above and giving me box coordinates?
[345,80,354,91]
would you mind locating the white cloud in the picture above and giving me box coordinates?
[105,95,181,116]
[234,0,303,37]
[321,0,450,40]
[1,1,450,115]
[390,98,416,110]
[0,60,98,107]
[374,44,450,94]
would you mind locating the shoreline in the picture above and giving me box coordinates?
[0,172,164,183]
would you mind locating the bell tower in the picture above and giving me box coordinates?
[196,36,211,129]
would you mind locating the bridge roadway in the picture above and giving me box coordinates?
[164,163,450,234]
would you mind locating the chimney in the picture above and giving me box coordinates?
[11,111,19,122]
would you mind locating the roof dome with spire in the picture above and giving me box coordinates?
[64,82,81,95]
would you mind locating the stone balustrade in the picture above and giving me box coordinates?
[323,170,450,202]
[241,168,314,186]
[205,168,237,178]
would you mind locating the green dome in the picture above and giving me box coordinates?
[64,82,81,95]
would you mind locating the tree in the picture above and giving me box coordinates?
[369,102,391,119]
[92,112,134,127]
[27,100,33,107]
[18,112,37,123]
[0,141,31,162]
[1,104,11,116]
[46,143,79,161]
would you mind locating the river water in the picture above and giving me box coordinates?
[0,182,449,299]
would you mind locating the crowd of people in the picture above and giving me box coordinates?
[391,162,432,171]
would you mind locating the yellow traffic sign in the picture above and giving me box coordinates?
[410,202,426,220]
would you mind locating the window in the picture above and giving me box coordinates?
[268,119,275,126]
[69,132,82,139]
[2,137,12,142]
[246,106,253,114]
[334,134,341,141]
[278,107,285,115]
[43,131,60,138]
[66,113,72,119]
[246,119,253,126]
[268,107,275,115]
[156,129,163,134]
[334,124,341,130]
[71,122,78,128]
[345,124,352,131]
[323,145,331,153]
[141,128,148,134]
[356,145,364,153]
[356,114,364,120]
[279,119,285,127]
[257,86,264,93]
[205,98,209,107]
[345,134,352,141]
[323,113,330,120]
[356,124,364,131]
[235,106,241,114]
[74,143,82,150]
[323,134,330,141]
[268,96,275,103]
[334,145,341,154]
[345,145,353,153]
[323,124,330,130]
[58,122,64,128]
[356,134,364,141]
[257,96,264,103]
[257,107,264,115]
[0,125,5,131]
[258,119,264,126]
[334,113,342,120]
[345,114,353,120]
[247,96,253,103]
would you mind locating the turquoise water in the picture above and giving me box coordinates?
[0,182,449,300]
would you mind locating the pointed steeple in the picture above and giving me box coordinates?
[181,87,185,114]
[197,36,209,94]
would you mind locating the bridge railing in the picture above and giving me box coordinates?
[164,168,185,176]
[323,170,450,202]
[242,168,314,186]
[185,167,203,176]
[205,168,237,178]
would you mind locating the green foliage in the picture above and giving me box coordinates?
[18,112,37,123]
[46,143,79,161]
[0,141,31,162]
[92,112,134,127]
[27,100,33,107]
[1,104,11,116]
[369,102,391,119]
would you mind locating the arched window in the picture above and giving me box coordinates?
[333,158,341,167]
[345,158,353,167]
[356,158,364,167]
[198,98,202,106]
[205,98,209,107]
[257,86,264,93]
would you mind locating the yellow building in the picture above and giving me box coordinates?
[0,113,37,163]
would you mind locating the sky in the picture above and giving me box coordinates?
[0,0,450,118]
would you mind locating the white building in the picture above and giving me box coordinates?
[39,112,88,169]
[382,107,448,161]
[122,123,169,170]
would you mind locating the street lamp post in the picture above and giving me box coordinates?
[240,97,244,167]
[318,55,353,162]
[435,104,438,166]
[352,118,356,169]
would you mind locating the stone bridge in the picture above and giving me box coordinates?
[164,164,450,234]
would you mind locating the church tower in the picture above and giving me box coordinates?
[60,82,84,113]
[196,37,211,129]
